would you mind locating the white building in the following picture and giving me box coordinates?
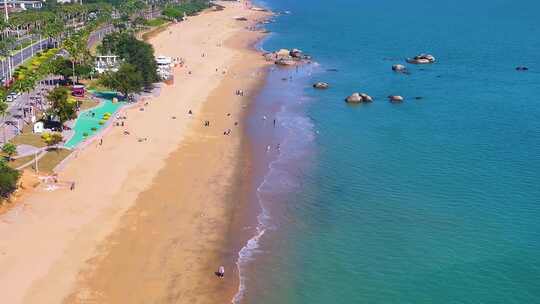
[0,0,44,11]
[95,55,119,74]
[155,55,172,80]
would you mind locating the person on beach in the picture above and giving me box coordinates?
[216,266,225,278]
[273,119,276,127]
[70,182,75,191]
[99,138,103,146]
[188,110,193,115]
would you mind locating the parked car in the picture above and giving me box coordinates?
[7,92,17,102]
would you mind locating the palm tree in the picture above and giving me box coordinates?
[63,32,89,83]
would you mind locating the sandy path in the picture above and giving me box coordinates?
[0,2,269,303]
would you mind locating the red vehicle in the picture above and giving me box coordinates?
[72,85,85,97]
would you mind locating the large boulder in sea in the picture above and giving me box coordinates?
[388,95,404,103]
[345,93,363,103]
[406,53,436,64]
[345,92,373,104]
[276,49,291,57]
[360,93,373,102]
[313,82,329,89]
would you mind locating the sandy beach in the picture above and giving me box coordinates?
[0,1,270,303]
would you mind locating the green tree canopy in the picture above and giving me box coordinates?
[46,87,78,124]
[41,132,64,150]
[99,63,143,97]
[99,32,158,87]
[2,143,17,161]
[0,159,20,198]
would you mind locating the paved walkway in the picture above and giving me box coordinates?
[15,144,42,157]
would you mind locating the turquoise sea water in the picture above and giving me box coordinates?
[237,0,540,303]
[65,93,123,148]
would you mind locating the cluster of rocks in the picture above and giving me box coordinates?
[344,93,404,104]
[264,48,311,66]
[345,93,373,104]
[406,53,436,64]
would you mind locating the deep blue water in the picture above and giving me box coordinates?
[237,0,540,303]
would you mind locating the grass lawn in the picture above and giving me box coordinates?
[79,98,100,111]
[141,22,171,41]
[10,125,47,148]
[8,155,35,169]
[81,79,109,92]
[25,149,72,173]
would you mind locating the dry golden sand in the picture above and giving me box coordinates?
[0,2,270,303]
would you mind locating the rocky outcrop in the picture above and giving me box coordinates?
[313,82,329,89]
[388,95,404,103]
[275,58,296,66]
[406,54,436,64]
[345,92,373,104]
[263,48,312,66]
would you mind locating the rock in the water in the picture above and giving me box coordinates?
[359,93,373,102]
[264,48,312,66]
[516,66,529,71]
[313,82,329,89]
[345,93,363,103]
[345,92,372,104]
[414,96,423,100]
[407,53,436,64]
[276,49,291,57]
[388,95,404,103]
[392,64,407,72]
[290,48,303,58]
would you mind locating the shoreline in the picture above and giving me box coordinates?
[0,2,273,303]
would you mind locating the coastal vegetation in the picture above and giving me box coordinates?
[162,0,210,20]
[98,32,158,93]
[0,159,20,198]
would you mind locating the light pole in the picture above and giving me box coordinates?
[3,0,8,22]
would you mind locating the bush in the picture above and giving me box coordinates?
[0,160,20,198]
[83,132,89,137]
[91,127,97,131]
[98,120,105,125]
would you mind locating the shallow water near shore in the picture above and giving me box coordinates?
[237,0,540,303]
